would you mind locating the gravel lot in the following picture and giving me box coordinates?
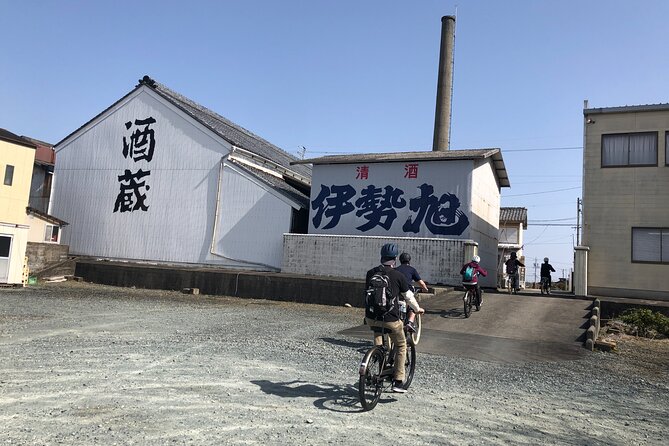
[1,282,668,445]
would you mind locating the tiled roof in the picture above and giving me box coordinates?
[500,207,527,229]
[0,128,36,149]
[26,207,69,226]
[146,77,312,180]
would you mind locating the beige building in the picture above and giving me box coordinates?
[582,103,669,300]
[0,128,36,284]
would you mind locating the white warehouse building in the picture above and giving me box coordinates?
[52,76,311,270]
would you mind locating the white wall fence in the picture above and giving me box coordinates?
[282,234,480,286]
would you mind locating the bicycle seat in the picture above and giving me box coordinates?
[462,282,478,289]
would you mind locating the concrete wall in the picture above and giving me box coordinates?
[25,242,69,275]
[583,108,669,298]
[75,260,365,307]
[282,233,472,286]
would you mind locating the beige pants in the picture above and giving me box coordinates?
[365,318,406,382]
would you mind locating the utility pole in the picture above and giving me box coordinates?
[533,257,538,287]
[576,198,582,246]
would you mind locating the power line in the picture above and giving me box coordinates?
[504,186,580,197]
[529,217,576,222]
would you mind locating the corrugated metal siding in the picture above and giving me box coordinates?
[212,164,293,269]
[54,90,230,264]
[282,233,472,285]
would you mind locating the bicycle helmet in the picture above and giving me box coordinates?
[544,257,549,263]
[510,252,517,259]
[472,255,480,263]
[399,252,411,264]
[380,243,399,258]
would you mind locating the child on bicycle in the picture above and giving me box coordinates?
[395,252,428,333]
[540,257,556,291]
[460,255,487,305]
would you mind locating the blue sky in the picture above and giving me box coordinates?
[2,0,669,278]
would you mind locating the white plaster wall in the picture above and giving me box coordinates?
[0,225,28,284]
[470,159,501,287]
[282,233,473,285]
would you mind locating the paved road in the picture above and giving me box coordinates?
[342,289,592,362]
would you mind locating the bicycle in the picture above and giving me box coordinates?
[540,277,551,295]
[358,320,417,411]
[403,287,423,346]
[462,283,481,318]
[507,272,520,294]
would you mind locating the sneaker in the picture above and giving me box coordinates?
[405,321,417,333]
[392,381,407,393]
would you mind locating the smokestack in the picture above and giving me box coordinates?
[432,15,456,152]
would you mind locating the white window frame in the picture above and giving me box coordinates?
[44,225,60,243]
[3,165,14,186]
[601,132,657,167]
[632,227,668,263]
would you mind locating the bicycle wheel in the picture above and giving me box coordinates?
[409,313,422,345]
[358,347,385,411]
[463,291,471,318]
[402,343,417,390]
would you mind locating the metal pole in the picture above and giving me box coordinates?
[576,198,581,246]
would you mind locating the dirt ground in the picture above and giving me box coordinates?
[1,282,668,445]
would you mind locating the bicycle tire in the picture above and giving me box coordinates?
[475,293,481,312]
[463,291,471,318]
[402,343,417,390]
[358,346,385,411]
[409,313,422,345]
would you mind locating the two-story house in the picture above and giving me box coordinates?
[0,128,36,285]
[582,103,669,299]
[498,206,527,288]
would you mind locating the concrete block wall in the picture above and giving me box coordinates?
[282,234,472,285]
[25,242,69,275]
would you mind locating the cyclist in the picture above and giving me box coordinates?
[540,257,556,293]
[395,252,428,333]
[504,252,525,293]
[460,255,487,305]
[365,243,414,393]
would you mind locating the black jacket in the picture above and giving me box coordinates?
[365,264,410,322]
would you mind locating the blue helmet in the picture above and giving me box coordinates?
[380,243,399,258]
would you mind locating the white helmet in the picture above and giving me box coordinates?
[544,257,549,262]
[472,255,480,263]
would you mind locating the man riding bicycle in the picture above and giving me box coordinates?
[540,257,556,292]
[460,255,487,305]
[395,252,428,333]
[365,243,423,393]
[504,252,525,293]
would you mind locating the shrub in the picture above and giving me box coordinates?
[618,308,669,338]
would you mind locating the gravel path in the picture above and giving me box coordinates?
[1,282,667,445]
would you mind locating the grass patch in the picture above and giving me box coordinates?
[618,308,669,338]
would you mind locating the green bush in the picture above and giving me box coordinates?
[619,308,669,337]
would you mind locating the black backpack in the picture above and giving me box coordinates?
[365,266,398,320]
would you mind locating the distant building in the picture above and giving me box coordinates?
[498,207,527,288]
[582,103,669,299]
[0,128,35,284]
[52,76,310,270]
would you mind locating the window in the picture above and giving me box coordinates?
[0,236,10,257]
[3,165,14,186]
[44,225,60,243]
[602,132,657,167]
[632,228,669,263]
[499,227,519,244]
